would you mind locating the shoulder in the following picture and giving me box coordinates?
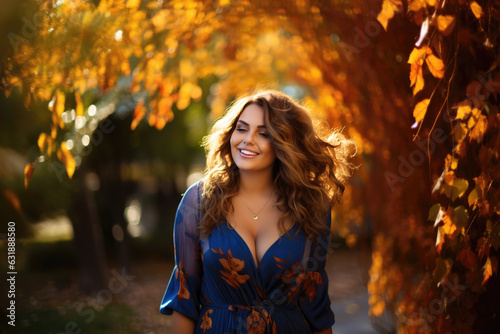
[178,180,202,210]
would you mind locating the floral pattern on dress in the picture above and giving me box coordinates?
[246,307,278,334]
[274,256,304,303]
[175,262,190,301]
[300,271,323,303]
[200,308,213,333]
[212,247,250,288]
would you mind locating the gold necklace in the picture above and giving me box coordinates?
[238,190,275,220]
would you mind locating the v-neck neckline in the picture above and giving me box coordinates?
[224,219,296,271]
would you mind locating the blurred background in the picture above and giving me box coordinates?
[0,0,499,333]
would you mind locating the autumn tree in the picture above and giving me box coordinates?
[1,0,499,331]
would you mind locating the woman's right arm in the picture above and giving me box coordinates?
[170,311,195,334]
[159,182,203,331]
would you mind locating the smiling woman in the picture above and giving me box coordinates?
[159,90,357,334]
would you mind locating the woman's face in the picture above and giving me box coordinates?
[230,104,276,174]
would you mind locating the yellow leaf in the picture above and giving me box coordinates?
[55,89,65,117]
[24,163,35,188]
[436,15,456,36]
[408,47,427,65]
[57,142,76,179]
[471,1,483,19]
[413,98,430,123]
[408,48,427,95]
[126,0,141,9]
[176,97,191,111]
[38,133,47,153]
[180,59,195,79]
[218,0,231,7]
[455,100,472,119]
[190,84,203,100]
[425,53,445,78]
[377,0,403,31]
[75,91,84,117]
[151,10,171,31]
[410,62,425,95]
[470,113,488,142]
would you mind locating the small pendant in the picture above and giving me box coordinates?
[254,216,258,220]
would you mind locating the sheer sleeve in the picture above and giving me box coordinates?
[298,210,335,332]
[159,181,202,321]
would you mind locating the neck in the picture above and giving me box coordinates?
[238,169,274,196]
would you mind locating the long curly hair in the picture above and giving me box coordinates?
[199,90,357,240]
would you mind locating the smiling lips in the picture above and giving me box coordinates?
[239,149,259,157]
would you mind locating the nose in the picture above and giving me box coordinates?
[243,131,256,145]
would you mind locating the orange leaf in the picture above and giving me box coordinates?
[482,257,497,285]
[24,162,35,188]
[3,189,21,213]
[57,142,76,179]
[377,0,403,31]
[471,1,483,19]
[444,171,455,185]
[458,248,476,269]
[425,53,445,78]
[441,209,456,235]
[131,99,146,130]
[408,0,427,12]
[436,15,456,36]
[75,91,84,117]
[413,98,430,123]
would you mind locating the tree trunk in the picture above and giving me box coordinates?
[69,165,109,292]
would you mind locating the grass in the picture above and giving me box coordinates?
[18,302,140,334]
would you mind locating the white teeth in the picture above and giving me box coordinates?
[240,149,258,156]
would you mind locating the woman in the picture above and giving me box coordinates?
[159,90,356,333]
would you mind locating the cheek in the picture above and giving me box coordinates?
[230,134,238,147]
[265,142,276,159]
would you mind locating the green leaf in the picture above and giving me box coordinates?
[468,187,480,206]
[453,206,468,229]
[442,178,469,201]
[428,203,441,221]
[452,179,469,201]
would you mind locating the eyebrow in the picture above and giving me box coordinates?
[237,120,267,129]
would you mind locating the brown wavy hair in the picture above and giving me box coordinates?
[199,90,357,240]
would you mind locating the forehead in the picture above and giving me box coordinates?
[237,104,265,125]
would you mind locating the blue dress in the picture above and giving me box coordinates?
[160,182,335,333]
